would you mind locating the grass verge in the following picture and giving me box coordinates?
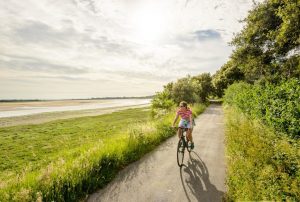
[224,106,300,201]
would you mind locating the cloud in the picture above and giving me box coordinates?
[73,0,98,14]
[14,20,69,45]
[103,69,175,83]
[0,54,88,74]
[214,3,224,10]
[194,30,222,41]
[13,20,129,54]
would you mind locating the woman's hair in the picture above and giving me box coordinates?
[179,101,188,108]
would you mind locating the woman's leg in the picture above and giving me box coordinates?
[177,128,183,139]
[187,129,193,142]
[187,129,194,149]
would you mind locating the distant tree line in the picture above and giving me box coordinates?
[90,95,154,100]
[0,96,154,102]
[0,99,43,102]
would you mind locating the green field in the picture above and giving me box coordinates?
[1,108,151,176]
[0,107,156,201]
[0,107,150,178]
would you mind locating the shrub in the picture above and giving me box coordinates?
[224,79,300,138]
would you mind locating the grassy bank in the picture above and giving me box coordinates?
[0,104,206,201]
[224,106,300,201]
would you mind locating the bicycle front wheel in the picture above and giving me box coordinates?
[177,138,185,167]
[186,139,192,153]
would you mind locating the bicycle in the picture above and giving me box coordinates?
[176,127,192,167]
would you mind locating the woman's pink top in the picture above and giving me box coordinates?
[176,108,192,120]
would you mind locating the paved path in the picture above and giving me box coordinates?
[88,104,225,202]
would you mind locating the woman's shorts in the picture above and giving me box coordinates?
[178,119,191,128]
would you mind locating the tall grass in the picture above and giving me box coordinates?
[191,103,207,117]
[224,106,300,201]
[0,104,206,201]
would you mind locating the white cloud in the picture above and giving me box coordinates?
[0,0,257,99]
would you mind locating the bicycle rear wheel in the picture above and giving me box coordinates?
[177,138,185,167]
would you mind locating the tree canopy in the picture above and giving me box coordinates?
[212,0,300,96]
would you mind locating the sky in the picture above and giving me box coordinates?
[0,0,258,99]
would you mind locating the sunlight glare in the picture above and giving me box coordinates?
[131,5,166,43]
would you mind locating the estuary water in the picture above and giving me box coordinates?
[0,99,151,118]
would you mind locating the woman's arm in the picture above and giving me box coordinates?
[189,114,193,128]
[172,114,179,127]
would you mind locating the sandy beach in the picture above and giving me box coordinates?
[0,100,111,111]
[0,100,150,127]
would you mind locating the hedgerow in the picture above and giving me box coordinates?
[223,79,299,138]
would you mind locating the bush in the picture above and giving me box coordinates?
[150,91,175,118]
[224,79,300,138]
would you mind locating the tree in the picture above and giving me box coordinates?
[151,90,175,117]
[192,73,214,102]
[230,0,300,82]
[212,61,244,97]
[171,76,200,104]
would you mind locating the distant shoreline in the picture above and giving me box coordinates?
[0,99,152,118]
[0,104,150,127]
[0,96,154,103]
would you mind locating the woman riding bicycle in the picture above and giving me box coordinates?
[172,101,194,149]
